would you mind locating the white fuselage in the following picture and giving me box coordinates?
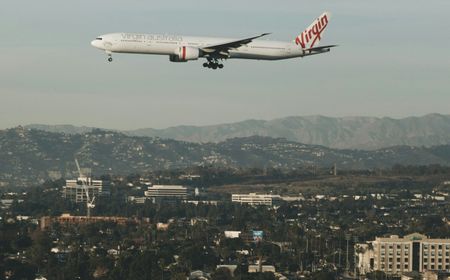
[91,33,306,61]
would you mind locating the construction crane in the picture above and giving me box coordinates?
[75,159,96,218]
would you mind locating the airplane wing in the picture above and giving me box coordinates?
[201,33,271,57]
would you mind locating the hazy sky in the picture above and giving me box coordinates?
[1,0,449,130]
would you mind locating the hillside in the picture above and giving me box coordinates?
[25,114,450,150]
[2,127,450,187]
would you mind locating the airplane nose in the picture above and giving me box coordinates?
[91,39,105,49]
[91,40,99,48]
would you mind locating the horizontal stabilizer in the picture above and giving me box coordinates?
[306,45,338,52]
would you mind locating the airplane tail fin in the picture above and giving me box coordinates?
[295,12,331,50]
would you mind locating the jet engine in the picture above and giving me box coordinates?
[170,46,200,62]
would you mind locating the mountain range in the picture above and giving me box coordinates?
[1,127,450,187]
[25,114,450,150]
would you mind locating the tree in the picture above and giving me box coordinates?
[311,270,335,280]
[29,230,52,269]
[179,244,218,271]
[211,267,233,280]
[127,250,160,280]
[241,272,276,280]
[3,259,37,280]
[63,248,91,280]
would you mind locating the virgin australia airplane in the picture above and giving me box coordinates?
[91,12,336,70]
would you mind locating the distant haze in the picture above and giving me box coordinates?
[25,114,450,150]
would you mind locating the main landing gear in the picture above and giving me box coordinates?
[203,58,224,70]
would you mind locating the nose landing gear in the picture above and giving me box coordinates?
[203,58,224,70]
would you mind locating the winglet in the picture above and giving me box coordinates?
[254,33,271,40]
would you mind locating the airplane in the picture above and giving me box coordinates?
[91,12,336,70]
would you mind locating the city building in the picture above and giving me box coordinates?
[0,199,14,209]
[127,196,148,204]
[62,177,109,203]
[357,233,450,276]
[185,200,219,206]
[144,185,188,202]
[231,193,282,206]
[224,231,241,239]
[248,265,276,273]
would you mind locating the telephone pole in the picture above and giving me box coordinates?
[354,236,358,277]
[345,234,351,273]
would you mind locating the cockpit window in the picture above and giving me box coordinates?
[96,37,103,40]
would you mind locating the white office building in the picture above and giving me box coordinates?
[144,185,188,201]
[231,193,282,206]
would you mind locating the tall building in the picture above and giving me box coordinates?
[62,177,109,203]
[357,233,450,276]
[231,193,282,206]
[144,185,188,202]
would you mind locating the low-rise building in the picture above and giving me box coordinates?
[248,265,276,273]
[231,193,282,206]
[0,199,14,209]
[144,185,188,202]
[127,196,147,204]
[224,231,241,239]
